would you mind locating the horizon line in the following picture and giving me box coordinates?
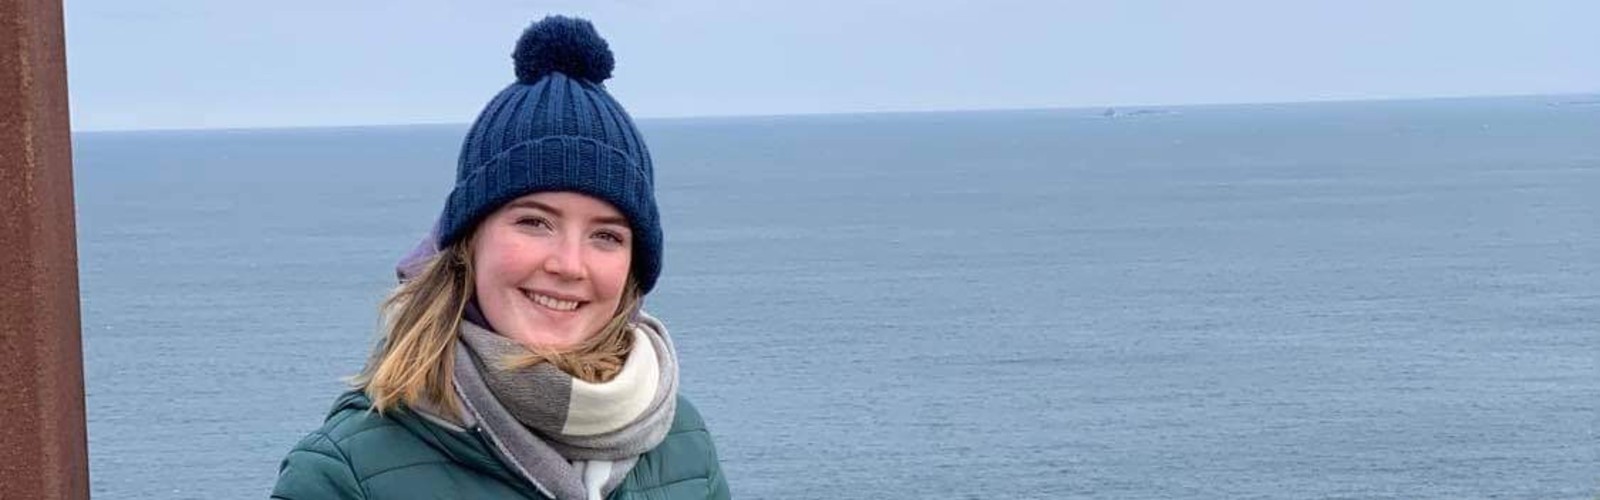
[73,90,1600,134]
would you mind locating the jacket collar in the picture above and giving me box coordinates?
[329,391,541,497]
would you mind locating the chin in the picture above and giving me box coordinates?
[510,323,590,351]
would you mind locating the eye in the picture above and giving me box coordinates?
[515,216,552,230]
[592,230,627,246]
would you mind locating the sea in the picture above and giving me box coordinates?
[72,95,1599,499]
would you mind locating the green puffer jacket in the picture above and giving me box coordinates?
[271,391,730,499]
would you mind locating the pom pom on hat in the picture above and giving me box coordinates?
[513,15,615,84]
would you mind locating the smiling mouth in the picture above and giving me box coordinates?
[524,290,584,312]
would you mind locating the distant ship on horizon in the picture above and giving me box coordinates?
[1101,107,1176,118]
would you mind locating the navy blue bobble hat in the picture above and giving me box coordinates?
[439,15,662,294]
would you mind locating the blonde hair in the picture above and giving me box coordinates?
[352,237,643,415]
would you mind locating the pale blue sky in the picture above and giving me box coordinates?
[65,0,1598,131]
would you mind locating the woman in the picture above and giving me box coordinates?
[272,16,730,500]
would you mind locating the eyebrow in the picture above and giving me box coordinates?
[507,199,630,228]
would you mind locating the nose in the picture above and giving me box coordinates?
[540,233,585,280]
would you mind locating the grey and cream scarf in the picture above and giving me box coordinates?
[447,312,680,500]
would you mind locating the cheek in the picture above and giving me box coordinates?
[472,234,531,290]
[476,251,513,281]
[593,254,632,299]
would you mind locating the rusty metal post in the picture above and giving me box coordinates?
[0,0,90,498]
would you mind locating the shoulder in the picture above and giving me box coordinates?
[659,394,717,460]
[272,392,468,499]
[669,394,709,434]
[614,395,731,499]
[273,392,382,499]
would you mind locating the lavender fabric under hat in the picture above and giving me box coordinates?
[438,15,663,294]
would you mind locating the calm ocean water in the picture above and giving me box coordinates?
[74,96,1598,498]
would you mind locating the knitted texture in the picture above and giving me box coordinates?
[440,15,662,293]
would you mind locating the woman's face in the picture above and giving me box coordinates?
[471,191,632,351]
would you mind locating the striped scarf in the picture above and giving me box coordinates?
[451,312,679,500]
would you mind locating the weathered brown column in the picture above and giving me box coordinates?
[0,0,90,498]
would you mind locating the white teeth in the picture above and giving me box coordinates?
[529,292,579,311]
